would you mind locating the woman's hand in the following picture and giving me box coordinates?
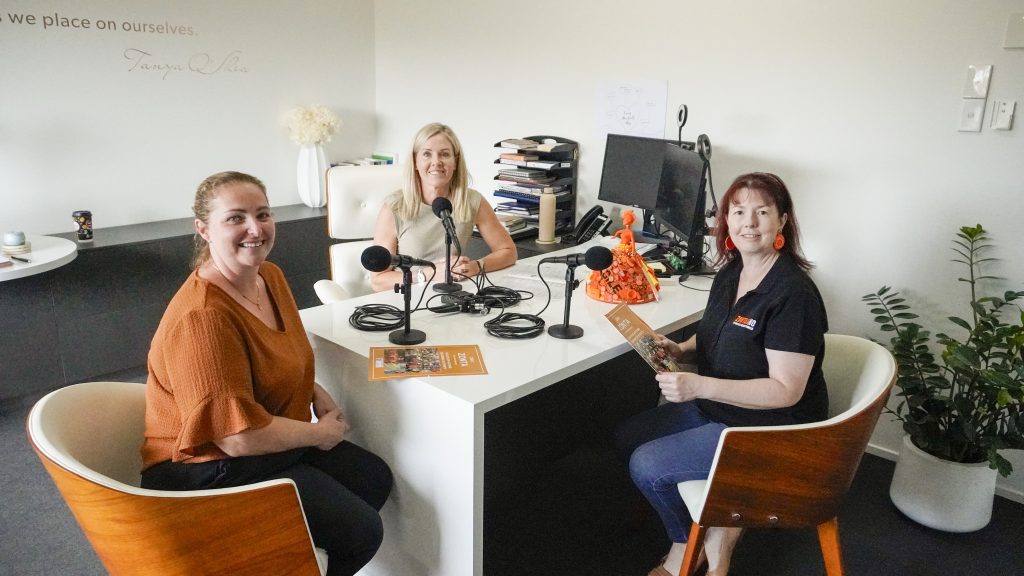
[655,371,705,403]
[313,408,350,451]
[656,333,697,364]
[656,334,685,362]
[446,255,477,278]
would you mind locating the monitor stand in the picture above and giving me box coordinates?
[678,261,717,282]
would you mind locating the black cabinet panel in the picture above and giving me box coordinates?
[1,207,329,401]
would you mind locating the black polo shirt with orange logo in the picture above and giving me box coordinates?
[695,252,829,427]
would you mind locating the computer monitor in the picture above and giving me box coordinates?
[652,143,709,273]
[596,134,666,210]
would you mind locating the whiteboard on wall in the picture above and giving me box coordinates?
[593,80,668,140]
[0,0,376,235]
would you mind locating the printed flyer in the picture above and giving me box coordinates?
[368,345,488,381]
[605,303,681,373]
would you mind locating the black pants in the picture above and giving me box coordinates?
[143,442,393,576]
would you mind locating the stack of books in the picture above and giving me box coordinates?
[496,213,528,233]
[496,168,555,185]
[499,138,540,150]
[494,201,573,231]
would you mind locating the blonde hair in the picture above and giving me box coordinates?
[395,122,472,222]
[191,171,268,269]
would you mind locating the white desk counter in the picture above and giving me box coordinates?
[300,240,711,575]
[0,235,78,282]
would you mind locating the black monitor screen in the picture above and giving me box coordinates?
[653,144,708,270]
[653,144,706,241]
[596,134,666,210]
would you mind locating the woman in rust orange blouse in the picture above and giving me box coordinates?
[141,171,392,576]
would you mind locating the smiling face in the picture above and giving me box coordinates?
[414,132,456,196]
[195,181,275,272]
[726,187,788,258]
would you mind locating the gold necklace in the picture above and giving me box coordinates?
[211,261,263,310]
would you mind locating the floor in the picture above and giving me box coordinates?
[4,380,1024,575]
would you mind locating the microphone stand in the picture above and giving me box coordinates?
[432,230,461,293]
[390,266,426,345]
[548,264,584,339]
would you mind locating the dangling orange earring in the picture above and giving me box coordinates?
[773,233,785,250]
[725,236,736,251]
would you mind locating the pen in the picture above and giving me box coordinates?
[9,255,31,263]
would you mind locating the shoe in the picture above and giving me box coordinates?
[648,549,708,576]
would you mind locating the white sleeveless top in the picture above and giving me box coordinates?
[386,189,483,262]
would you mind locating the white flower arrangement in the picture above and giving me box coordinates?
[284,105,341,145]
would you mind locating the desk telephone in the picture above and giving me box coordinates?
[567,206,610,245]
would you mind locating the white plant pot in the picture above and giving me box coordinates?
[296,143,328,208]
[889,434,997,532]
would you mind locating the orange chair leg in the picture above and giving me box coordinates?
[679,522,706,576]
[817,517,845,576]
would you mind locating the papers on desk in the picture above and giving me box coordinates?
[368,345,488,380]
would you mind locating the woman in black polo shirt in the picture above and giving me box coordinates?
[617,173,828,576]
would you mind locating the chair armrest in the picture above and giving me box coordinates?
[314,279,351,304]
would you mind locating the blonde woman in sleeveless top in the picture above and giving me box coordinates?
[371,123,516,291]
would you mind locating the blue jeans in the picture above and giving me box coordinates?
[616,401,727,542]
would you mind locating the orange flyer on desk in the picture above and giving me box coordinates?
[605,303,681,373]
[368,345,488,381]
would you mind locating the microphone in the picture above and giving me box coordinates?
[431,197,459,240]
[431,196,462,294]
[360,245,435,272]
[540,246,614,270]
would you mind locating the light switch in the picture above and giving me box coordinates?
[962,65,992,98]
[1005,13,1024,48]
[958,99,985,132]
[990,100,1016,130]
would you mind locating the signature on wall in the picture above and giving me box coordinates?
[123,48,249,79]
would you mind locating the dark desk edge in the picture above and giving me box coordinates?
[53,204,326,250]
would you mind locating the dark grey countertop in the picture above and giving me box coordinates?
[53,204,326,250]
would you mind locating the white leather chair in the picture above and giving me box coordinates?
[27,381,328,576]
[313,164,403,303]
[674,334,896,576]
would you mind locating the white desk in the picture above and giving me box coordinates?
[0,235,78,282]
[300,241,710,575]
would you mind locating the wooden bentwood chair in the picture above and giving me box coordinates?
[675,334,896,576]
[27,381,327,576]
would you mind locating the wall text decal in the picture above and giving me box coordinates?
[2,9,249,79]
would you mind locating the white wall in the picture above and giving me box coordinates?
[374,0,1024,500]
[0,0,377,234]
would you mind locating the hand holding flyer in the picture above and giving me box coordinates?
[605,303,681,373]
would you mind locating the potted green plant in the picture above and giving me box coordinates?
[862,224,1024,532]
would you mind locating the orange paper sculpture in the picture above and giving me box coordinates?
[587,210,660,304]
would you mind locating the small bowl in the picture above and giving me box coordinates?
[3,231,26,247]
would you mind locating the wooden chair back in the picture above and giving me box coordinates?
[27,381,324,576]
[677,334,896,576]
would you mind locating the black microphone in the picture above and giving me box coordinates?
[540,246,613,270]
[431,197,459,239]
[360,245,435,272]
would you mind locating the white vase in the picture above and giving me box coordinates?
[889,434,997,532]
[296,143,328,208]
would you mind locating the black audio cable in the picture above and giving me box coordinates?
[348,267,437,331]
